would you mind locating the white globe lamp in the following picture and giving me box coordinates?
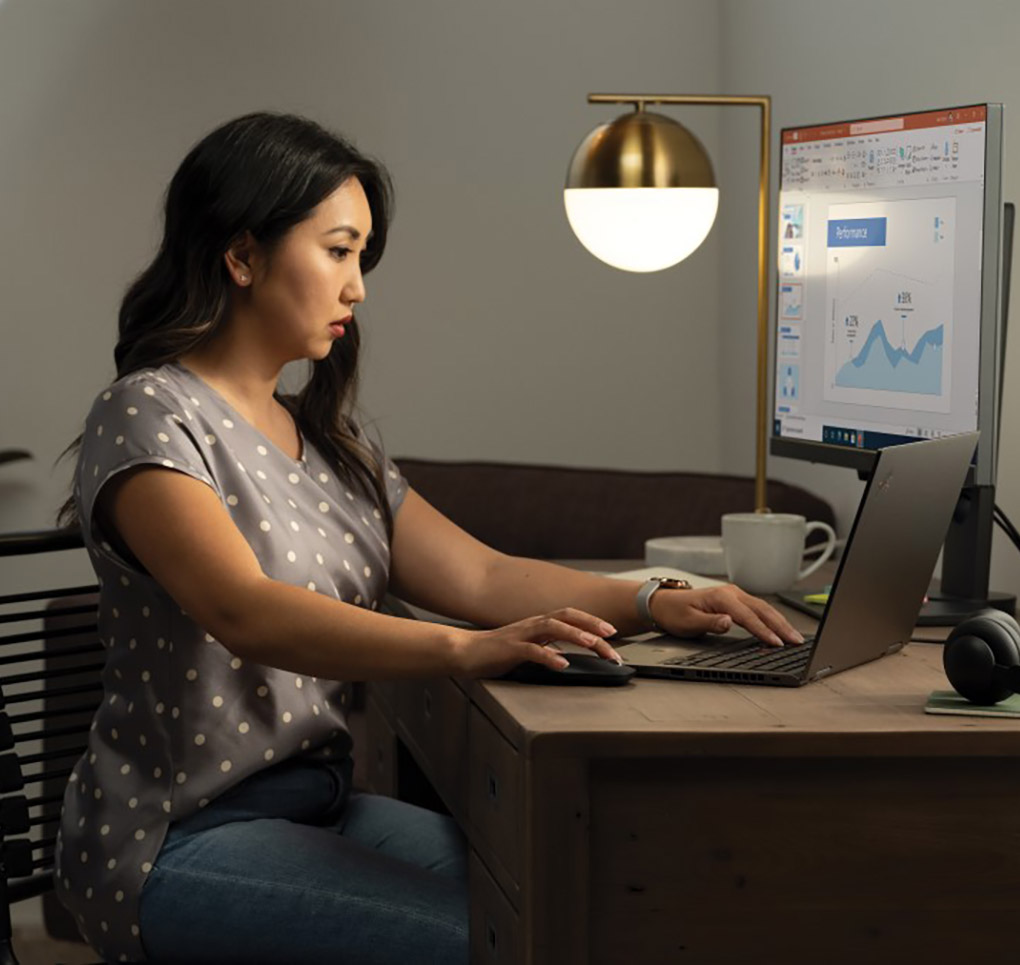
[564,108,719,272]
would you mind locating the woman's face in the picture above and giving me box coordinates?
[245,177,373,362]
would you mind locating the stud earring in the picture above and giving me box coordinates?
[239,274,248,283]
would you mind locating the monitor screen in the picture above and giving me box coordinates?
[770,104,1003,485]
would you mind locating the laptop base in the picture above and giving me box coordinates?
[621,637,813,687]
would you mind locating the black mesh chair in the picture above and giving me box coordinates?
[0,528,103,964]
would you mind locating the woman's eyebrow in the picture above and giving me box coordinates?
[323,225,361,239]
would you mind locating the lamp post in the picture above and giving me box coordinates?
[564,93,772,512]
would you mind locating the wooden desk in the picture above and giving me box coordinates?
[365,599,1020,964]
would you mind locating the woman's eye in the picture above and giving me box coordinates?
[330,246,351,260]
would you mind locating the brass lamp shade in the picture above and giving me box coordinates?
[565,110,716,190]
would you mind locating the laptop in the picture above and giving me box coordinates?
[618,431,979,687]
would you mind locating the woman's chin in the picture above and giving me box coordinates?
[307,340,337,362]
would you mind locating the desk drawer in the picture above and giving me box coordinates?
[468,706,522,887]
[363,695,397,798]
[469,852,521,965]
[396,677,468,816]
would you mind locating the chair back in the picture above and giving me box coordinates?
[0,529,102,963]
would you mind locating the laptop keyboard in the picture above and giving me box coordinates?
[663,638,817,675]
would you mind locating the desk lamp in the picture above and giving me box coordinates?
[564,93,772,513]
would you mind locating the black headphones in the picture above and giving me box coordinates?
[943,608,1020,704]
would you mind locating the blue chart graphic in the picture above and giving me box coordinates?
[835,321,943,395]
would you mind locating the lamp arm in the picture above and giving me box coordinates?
[587,94,772,511]
[754,97,771,513]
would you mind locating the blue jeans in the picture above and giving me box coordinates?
[138,756,468,964]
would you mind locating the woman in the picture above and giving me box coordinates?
[56,111,800,964]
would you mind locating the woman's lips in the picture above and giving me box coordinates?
[329,316,353,338]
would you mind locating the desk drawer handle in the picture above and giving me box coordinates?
[487,769,499,805]
[486,919,498,956]
[422,688,433,720]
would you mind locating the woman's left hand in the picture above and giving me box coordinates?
[650,584,804,647]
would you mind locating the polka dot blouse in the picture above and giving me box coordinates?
[55,362,407,962]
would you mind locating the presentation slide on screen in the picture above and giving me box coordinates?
[822,197,955,414]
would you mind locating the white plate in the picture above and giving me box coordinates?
[643,535,727,577]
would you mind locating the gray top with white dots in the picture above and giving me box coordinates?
[55,362,407,962]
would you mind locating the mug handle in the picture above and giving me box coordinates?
[797,521,837,581]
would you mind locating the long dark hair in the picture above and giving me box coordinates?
[58,111,395,533]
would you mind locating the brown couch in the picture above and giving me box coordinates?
[395,459,836,560]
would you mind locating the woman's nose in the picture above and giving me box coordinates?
[344,268,366,305]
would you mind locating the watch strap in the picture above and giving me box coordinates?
[635,577,692,633]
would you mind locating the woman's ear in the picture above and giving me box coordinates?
[224,232,257,286]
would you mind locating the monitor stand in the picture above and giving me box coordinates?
[926,483,1017,623]
[921,593,1016,624]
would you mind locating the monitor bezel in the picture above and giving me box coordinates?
[769,102,1004,487]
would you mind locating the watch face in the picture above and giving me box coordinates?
[657,578,691,590]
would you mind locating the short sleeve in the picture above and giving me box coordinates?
[352,420,408,517]
[76,374,217,552]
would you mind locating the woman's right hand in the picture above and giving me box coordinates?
[449,607,622,678]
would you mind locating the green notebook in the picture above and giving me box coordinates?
[924,690,1020,718]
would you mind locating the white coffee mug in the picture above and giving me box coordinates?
[721,512,837,595]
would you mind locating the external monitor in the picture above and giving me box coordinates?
[769,103,1012,621]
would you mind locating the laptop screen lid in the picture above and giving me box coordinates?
[803,431,979,681]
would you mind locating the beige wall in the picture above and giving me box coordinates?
[718,0,1020,598]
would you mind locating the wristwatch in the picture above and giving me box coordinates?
[635,576,693,633]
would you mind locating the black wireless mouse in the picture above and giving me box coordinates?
[500,651,635,686]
